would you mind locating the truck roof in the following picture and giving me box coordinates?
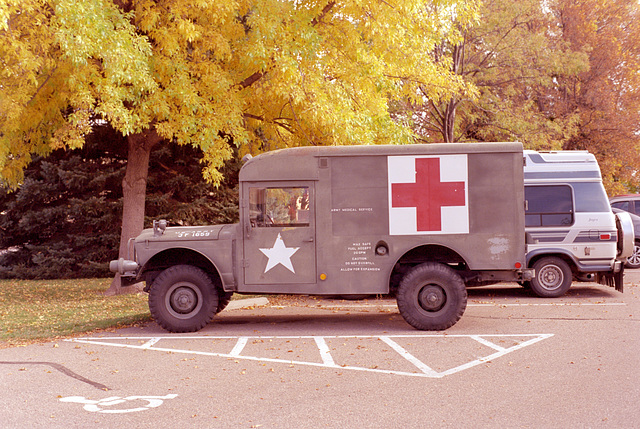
[240,142,523,182]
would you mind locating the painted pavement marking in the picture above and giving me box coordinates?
[379,336,438,377]
[67,333,553,379]
[294,302,627,310]
[60,394,178,413]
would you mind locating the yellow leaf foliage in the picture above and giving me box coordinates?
[0,0,155,186]
[1,0,478,187]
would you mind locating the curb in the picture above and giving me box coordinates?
[226,297,270,310]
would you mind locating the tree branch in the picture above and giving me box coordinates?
[311,2,336,26]
[238,71,265,89]
[238,2,335,90]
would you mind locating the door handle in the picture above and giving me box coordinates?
[303,237,314,242]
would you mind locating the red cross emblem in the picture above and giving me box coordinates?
[389,156,467,233]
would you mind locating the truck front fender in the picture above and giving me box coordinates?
[139,246,235,292]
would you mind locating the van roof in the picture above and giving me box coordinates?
[523,150,601,182]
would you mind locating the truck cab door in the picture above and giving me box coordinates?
[242,182,316,285]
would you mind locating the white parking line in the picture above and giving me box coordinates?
[379,336,438,377]
[467,302,627,307]
[298,302,626,309]
[140,338,161,349]
[470,335,506,352]
[314,337,337,367]
[67,334,554,379]
[229,337,249,356]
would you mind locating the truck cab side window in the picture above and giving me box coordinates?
[249,187,310,227]
[525,185,573,227]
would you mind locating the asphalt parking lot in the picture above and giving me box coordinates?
[1,275,639,428]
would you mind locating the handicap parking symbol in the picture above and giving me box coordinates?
[60,394,178,413]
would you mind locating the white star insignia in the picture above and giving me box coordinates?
[259,233,300,273]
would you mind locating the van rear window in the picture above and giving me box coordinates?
[571,182,611,212]
[525,185,573,227]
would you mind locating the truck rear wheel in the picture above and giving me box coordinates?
[149,265,219,333]
[530,257,572,298]
[217,291,233,313]
[396,263,467,330]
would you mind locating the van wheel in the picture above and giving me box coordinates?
[149,265,219,332]
[530,257,572,298]
[396,263,467,330]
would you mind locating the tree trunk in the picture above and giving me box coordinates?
[105,129,161,296]
[442,42,464,143]
[443,100,457,143]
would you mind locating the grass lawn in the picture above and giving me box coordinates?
[0,278,151,347]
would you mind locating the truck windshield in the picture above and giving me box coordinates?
[249,187,310,227]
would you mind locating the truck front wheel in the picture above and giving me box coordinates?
[397,263,467,330]
[149,265,219,333]
[530,257,572,298]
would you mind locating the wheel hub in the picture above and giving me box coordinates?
[418,285,446,312]
[170,286,198,314]
[539,266,562,290]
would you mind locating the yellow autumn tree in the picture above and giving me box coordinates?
[1,0,478,293]
[0,0,156,182]
[394,0,640,194]
[395,0,589,147]
[551,0,640,194]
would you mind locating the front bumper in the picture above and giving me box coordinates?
[109,258,140,274]
[109,258,141,287]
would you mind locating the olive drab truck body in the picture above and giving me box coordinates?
[112,142,533,333]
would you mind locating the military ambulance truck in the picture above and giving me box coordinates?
[111,142,533,332]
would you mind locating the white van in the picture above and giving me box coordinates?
[523,150,634,297]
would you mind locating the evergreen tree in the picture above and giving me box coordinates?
[0,126,239,279]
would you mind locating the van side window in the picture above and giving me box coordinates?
[249,187,310,227]
[572,183,610,212]
[525,185,573,227]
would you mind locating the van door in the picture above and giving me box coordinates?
[242,182,316,285]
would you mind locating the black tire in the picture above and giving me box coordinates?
[520,280,532,290]
[216,291,233,313]
[626,242,640,269]
[149,265,219,333]
[530,257,572,297]
[396,263,467,330]
[337,295,371,300]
